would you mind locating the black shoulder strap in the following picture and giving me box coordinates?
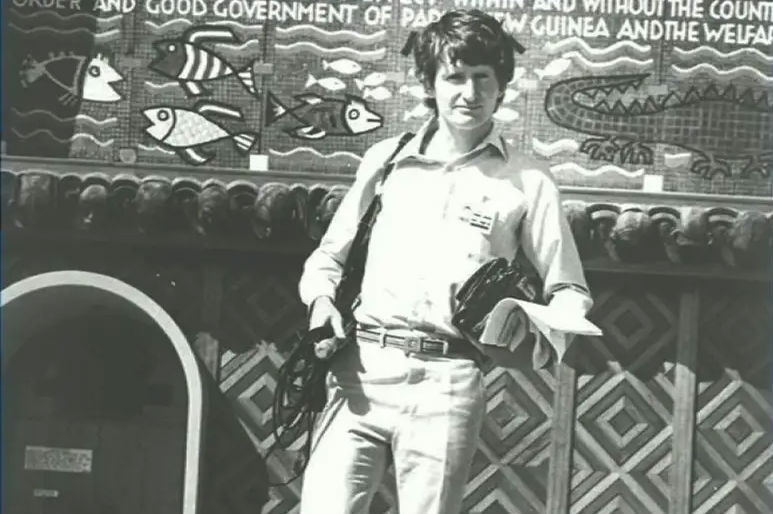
[333,132,414,316]
[378,131,414,187]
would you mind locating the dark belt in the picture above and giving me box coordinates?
[357,326,479,360]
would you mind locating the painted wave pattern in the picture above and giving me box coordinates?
[276,25,386,45]
[275,42,385,62]
[11,108,118,128]
[550,162,644,178]
[671,63,773,84]
[94,28,121,44]
[673,46,773,66]
[12,128,114,148]
[8,22,117,39]
[216,40,262,53]
[144,19,264,35]
[544,38,651,58]
[138,143,176,156]
[9,11,122,28]
[562,51,653,73]
[269,147,362,162]
[145,81,182,93]
[532,137,580,158]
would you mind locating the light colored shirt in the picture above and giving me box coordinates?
[299,118,592,339]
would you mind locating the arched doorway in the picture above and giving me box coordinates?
[2,271,204,514]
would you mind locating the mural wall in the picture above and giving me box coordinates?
[4,0,773,195]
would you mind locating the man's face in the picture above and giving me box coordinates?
[426,60,502,132]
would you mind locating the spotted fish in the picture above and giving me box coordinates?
[142,101,258,165]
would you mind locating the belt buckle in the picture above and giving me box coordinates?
[379,328,387,348]
[428,338,450,355]
[404,335,422,353]
[418,336,450,356]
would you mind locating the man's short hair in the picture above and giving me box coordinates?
[413,10,517,110]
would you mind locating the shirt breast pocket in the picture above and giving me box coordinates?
[445,193,499,263]
[444,186,524,263]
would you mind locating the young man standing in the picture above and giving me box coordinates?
[298,9,591,513]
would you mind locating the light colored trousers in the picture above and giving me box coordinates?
[299,338,485,514]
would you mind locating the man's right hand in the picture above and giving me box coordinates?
[309,296,346,337]
[308,296,347,359]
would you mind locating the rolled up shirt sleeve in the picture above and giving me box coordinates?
[519,172,592,314]
[298,141,392,307]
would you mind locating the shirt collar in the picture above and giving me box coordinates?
[393,116,509,164]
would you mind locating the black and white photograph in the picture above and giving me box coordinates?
[2,0,771,512]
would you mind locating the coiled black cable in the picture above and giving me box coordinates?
[266,326,334,486]
[266,133,415,487]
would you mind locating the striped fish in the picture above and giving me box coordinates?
[150,26,259,97]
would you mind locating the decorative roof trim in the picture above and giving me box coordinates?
[2,160,772,276]
[3,155,772,209]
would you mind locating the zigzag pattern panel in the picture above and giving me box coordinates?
[569,282,678,514]
[693,285,773,514]
[218,267,559,513]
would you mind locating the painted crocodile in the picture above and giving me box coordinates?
[544,74,773,179]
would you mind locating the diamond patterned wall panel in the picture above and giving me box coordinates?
[693,285,773,514]
[569,282,678,514]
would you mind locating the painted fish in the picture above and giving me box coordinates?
[399,84,425,99]
[19,51,124,106]
[305,74,346,92]
[266,91,383,140]
[403,102,431,121]
[142,101,258,165]
[493,107,520,122]
[322,58,361,75]
[535,58,572,80]
[363,86,392,101]
[355,72,386,90]
[385,71,407,83]
[502,88,520,104]
[150,25,260,97]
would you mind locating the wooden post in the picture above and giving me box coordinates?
[669,289,700,514]
[546,361,577,513]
